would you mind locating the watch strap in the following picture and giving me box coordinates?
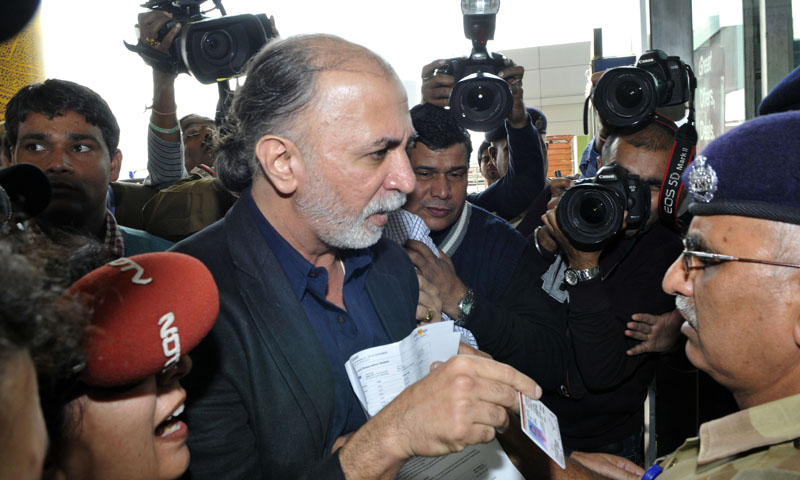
[565,266,600,285]
[456,288,475,326]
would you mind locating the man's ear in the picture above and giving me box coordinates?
[109,149,122,182]
[488,145,498,161]
[255,135,304,195]
[9,143,18,164]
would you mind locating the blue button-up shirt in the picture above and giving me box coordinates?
[245,190,391,449]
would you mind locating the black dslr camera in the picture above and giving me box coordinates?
[436,0,512,132]
[591,50,693,129]
[125,0,274,84]
[438,52,512,132]
[556,164,651,250]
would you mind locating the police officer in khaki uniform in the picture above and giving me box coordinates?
[650,108,800,479]
[506,107,800,480]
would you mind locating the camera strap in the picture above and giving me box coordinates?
[657,66,698,232]
[582,95,592,135]
[658,123,696,232]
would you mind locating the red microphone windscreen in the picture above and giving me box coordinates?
[67,252,219,387]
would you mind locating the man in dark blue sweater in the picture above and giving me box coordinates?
[403,102,568,391]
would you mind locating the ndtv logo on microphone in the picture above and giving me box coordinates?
[107,257,181,370]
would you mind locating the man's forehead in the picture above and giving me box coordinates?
[310,70,410,144]
[687,215,776,253]
[19,110,98,134]
[409,143,468,168]
[315,68,404,106]
[14,111,111,160]
[612,140,669,180]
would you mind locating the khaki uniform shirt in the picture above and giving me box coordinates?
[656,393,800,479]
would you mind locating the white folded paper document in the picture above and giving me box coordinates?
[345,322,525,479]
[345,321,461,417]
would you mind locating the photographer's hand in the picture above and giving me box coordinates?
[421,60,455,107]
[138,11,181,63]
[547,177,575,203]
[498,62,527,128]
[138,11,182,141]
[535,177,575,255]
[541,198,602,270]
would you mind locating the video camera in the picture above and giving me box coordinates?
[0,164,51,232]
[125,0,274,84]
[437,0,512,132]
[556,164,651,250]
[590,49,694,129]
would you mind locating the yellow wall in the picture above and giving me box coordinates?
[0,12,45,122]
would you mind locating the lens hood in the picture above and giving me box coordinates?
[178,13,273,84]
[449,72,513,132]
[557,184,625,250]
[593,67,660,129]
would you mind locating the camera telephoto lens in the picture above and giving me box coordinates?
[578,197,608,226]
[556,186,625,250]
[592,67,659,129]
[615,80,644,109]
[466,84,496,112]
[201,30,233,61]
[449,72,512,132]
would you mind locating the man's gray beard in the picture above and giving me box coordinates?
[675,294,698,330]
[296,168,406,250]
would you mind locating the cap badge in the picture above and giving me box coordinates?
[687,155,718,203]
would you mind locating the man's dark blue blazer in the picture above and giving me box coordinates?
[172,197,418,479]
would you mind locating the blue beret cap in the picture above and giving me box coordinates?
[683,111,800,225]
[484,106,547,142]
[758,65,800,115]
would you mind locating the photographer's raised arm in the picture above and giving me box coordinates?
[137,11,187,188]
[466,60,548,220]
[498,63,527,129]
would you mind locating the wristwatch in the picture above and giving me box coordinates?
[564,266,600,286]
[456,288,475,326]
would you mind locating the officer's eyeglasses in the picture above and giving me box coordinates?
[681,238,800,274]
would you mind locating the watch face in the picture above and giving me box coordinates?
[565,269,578,286]
[458,289,475,318]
